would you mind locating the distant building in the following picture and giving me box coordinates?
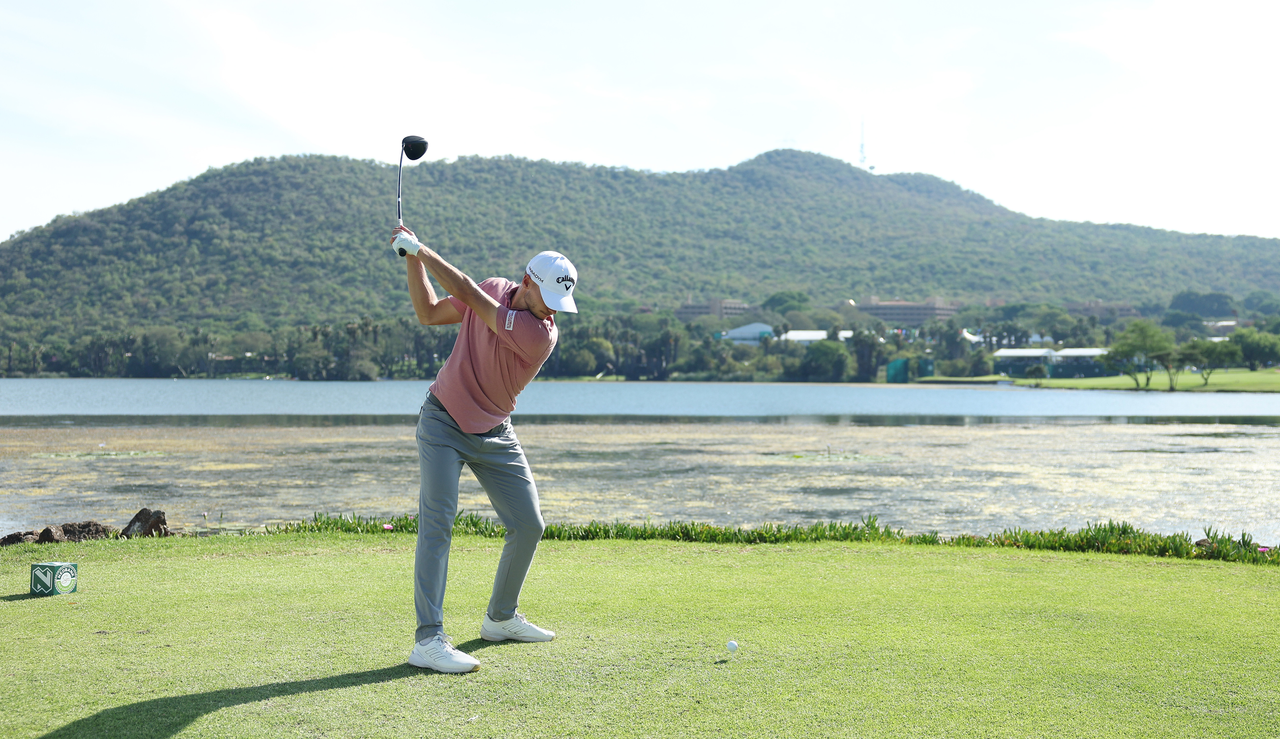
[1204,320,1238,336]
[992,348,1056,378]
[780,330,853,346]
[1052,348,1109,361]
[720,322,776,346]
[856,296,957,326]
[1052,348,1112,378]
[993,347,1114,379]
[675,298,751,323]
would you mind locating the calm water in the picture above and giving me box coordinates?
[3,377,1280,421]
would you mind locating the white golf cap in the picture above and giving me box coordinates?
[525,251,578,313]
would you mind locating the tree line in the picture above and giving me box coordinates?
[1,319,459,381]
[1098,320,1280,390]
[5,287,1279,384]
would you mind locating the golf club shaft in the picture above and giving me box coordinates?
[396,150,407,256]
[397,149,405,226]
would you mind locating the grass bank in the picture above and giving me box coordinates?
[4,533,1279,737]
[1011,367,1280,392]
[281,512,1280,564]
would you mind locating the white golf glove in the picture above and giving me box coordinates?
[393,231,423,257]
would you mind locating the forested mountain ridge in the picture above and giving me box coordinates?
[3,149,1279,341]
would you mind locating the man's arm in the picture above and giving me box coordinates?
[396,227,499,333]
[405,251,463,326]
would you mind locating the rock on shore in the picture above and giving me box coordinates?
[0,509,172,546]
[1,520,117,546]
[119,508,171,539]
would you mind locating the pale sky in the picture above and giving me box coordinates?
[3,0,1279,242]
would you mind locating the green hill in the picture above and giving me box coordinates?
[3,149,1279,341]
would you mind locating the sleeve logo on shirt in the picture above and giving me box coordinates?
[505,310,516,331]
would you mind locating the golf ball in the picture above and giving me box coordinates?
[727,640,738,653]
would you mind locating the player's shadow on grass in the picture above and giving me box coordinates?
[39,663,442,738]
[453,637,519,653]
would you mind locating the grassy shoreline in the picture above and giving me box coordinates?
[269,511,1280,565]
[1009,367,1280,392]
[10,511,1278,564]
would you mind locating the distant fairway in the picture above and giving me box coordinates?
[1012,367,1280,392]
[4,533,1277,737]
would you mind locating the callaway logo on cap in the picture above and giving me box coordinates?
[525,251,578,313]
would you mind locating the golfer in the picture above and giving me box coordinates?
[391,225,576,674]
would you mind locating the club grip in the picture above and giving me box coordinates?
[398,247,408,257]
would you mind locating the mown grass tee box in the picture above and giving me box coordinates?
[4,534,1279,738]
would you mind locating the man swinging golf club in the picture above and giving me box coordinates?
[391,224,577,673]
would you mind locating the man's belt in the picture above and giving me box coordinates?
[426,391,507,436]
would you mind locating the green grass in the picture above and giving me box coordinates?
[916,374,1010,384]
[280,512,1280,565]
[1011,367,1280,392]
[4,533,1279,737]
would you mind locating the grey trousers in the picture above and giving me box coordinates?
[413,394,545,643]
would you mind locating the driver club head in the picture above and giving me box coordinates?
[402,135,428,161]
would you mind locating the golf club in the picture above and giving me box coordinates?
[396,135,429,256]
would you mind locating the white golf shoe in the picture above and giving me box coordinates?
[480,612,556,642]
[408,634,480,673]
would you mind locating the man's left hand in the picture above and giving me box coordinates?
[392,226,422,257]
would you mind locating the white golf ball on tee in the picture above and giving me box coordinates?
[727,640,738,653]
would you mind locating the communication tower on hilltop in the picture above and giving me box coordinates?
[860,120,875,172]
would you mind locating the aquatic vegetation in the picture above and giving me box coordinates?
[275,512,1280,565]
[8,422,1280,546]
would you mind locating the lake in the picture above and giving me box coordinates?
[4,377,1280,423]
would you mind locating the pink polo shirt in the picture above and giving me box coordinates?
[431,277,557,433]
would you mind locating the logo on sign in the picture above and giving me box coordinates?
[55,565,76,594]
[32,568,52,594]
